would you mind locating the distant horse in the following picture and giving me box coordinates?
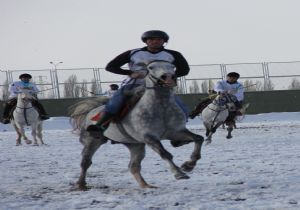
[11,89,44,146]
[69,60,204,189]
[202,95,236,144]
[201,93,237,144]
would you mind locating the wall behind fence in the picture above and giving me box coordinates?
[0,90,299,117]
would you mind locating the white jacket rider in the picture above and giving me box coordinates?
[8,81,39,99]
[214,72,244,102]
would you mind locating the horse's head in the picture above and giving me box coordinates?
[17,88,36,103]
[214,93,237,111]
[144,60,177,88]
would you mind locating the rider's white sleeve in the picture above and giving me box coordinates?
[214,81,226,93]
[31,84,39,92]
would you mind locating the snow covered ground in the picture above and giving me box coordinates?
[0,112,300,210]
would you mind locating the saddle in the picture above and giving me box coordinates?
[91,86,146,123]
[115,86,146,122]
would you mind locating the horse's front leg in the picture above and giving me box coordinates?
[123,143,157,188]
[144,134,189,180]
[205,121,223,145]
[167,129,204,172]
[37,123,44,145]
[31,125,39,146]
[15,124,32,145]
[13,123,22,146]
[226,125,234,139]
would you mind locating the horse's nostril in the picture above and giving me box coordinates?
[161,75,167,80]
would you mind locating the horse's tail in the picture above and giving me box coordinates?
[68,96,109,131]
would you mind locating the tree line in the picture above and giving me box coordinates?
[1,74,300,99]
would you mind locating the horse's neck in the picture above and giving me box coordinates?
[211,100,226,109]
[16,97,32,109]
[142,88,175,105]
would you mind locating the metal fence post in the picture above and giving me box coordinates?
[262,62,270,90]
[93,68,102,94]
[221,64,227,80]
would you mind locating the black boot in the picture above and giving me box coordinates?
[1,102,14,124]
[32,100,49,120]
[40,115,50,120]
[86,112,114,132]
[189,98,212,119]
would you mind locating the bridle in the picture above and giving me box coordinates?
[144,61,177,89]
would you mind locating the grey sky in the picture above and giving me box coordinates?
[1,0,300,70]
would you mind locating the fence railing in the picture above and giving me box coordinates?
[1,61,300,99]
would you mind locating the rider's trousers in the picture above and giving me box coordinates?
[104,84,190,118]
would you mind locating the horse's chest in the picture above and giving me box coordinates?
[131,103,185,130]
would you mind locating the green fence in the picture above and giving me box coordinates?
[1,90,299,117]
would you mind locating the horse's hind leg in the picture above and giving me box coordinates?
[124,143,156,188]
[167,129,204,172]
[76,131,107,190]
[37,123,44,145]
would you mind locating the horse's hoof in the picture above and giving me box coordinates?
[205,139,212,145]
[181,162,195,172]
[25,140,32,144]
[175,173,190,180]
[74,183,90,191]
[33,143,39,146]
[141,184,158,188]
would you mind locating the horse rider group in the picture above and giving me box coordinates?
[1,30,245,128]
[1,73,49,124]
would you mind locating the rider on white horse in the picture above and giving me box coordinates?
[87,30,191,132]
[214,72,244,124]
[1,73,49,124]
[189,72,245,122]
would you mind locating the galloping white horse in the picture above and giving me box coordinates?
[201,93,249,144]
[69,60,204,189]
[201,94,236,144]
[11,89,44,146]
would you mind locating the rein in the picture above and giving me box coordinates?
[145,70,176,89]
[16,96,35,126]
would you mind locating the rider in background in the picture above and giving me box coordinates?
[214,72,244,124]
[103,84,119,97]
[214,72,244,108]
[1,73,49,124]
[189,72,244,120]
[87,30,190,132]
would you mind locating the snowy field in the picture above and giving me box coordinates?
[0,112,300,210]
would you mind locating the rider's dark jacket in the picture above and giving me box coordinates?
[105,46,190,86]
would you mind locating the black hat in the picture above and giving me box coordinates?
[141,30,169,43]
[227,72,240,79]
[109,84,119,90]
[19,73,32,79]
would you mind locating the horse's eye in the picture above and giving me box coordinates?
[148,66,153,70]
